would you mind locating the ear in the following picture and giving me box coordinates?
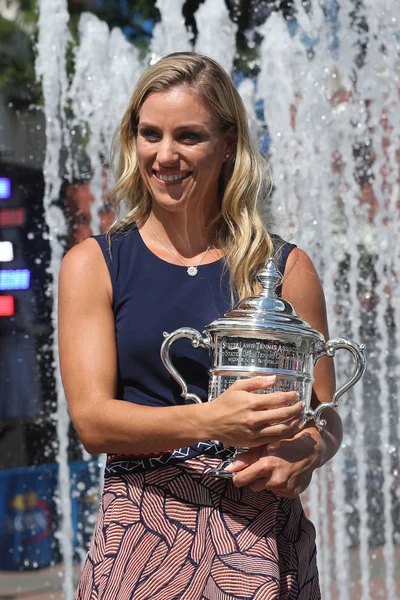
[223,125,237,157]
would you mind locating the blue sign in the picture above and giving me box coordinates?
[0,178,11,200]
[0,269,31,290]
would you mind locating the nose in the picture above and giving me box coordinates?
[157,136,179,165]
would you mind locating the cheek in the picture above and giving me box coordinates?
[136,157,153,189]
[136,141,152,170]
[136,158,147,180]
[195,146,224,175]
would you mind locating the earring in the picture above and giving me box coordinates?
[225,153,231,159]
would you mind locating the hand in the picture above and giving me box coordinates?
[207,375,303,448]
[226,425,325,497]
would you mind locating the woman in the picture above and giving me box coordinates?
[59,52,342,599]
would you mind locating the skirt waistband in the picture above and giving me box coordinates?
[105,441,233,478]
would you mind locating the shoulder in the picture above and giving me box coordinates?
[284,247,320,285]
[282,247,328,335]
[60,227,137,274]
[60,237,112,303]
[61,237,105,274]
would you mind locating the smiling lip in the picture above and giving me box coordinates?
[153,170,192,184]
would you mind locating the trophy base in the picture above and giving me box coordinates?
[207,447,248,478]
[207,458,235,478]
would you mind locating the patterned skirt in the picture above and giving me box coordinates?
[76,444,320,600]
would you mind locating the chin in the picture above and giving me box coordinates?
[148,185,194,208]
[150,195,191,212]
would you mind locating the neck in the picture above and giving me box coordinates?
[146,207,220,260]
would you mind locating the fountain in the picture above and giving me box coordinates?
[33,0,399,598]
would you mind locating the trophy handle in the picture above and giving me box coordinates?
[309,338,367,427]
[160,327,212,404]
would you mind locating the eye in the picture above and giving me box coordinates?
[179,131,202,144]
[139,128,160,141]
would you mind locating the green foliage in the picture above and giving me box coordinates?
[0,0,160,106]
[0,60,35,89]
[0,6,38,106]
[0,15,16,39]
[68,0,159,46]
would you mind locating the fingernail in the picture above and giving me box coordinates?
[225,461,240,472]
[264,375,276,382]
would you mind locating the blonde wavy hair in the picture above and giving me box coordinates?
[108,51,274,300]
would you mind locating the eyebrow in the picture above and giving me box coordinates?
[138,122,208,132]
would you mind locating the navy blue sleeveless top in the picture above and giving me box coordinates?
[93,227,296,409]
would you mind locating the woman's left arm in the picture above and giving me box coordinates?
[228,248,343,496]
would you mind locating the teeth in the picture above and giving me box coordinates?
[156,172,189,182]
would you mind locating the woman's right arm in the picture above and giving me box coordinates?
[59,239,302,455]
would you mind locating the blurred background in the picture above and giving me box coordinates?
[0,0,399,598]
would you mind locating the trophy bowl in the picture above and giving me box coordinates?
[161,258,366,478]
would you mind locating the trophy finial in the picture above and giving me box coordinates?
[257,258,283,297]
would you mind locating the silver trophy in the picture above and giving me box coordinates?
[161,258,366,477]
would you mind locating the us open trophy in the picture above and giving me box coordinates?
[161,258,366,477]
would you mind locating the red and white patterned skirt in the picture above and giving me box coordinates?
[76,451,320,600]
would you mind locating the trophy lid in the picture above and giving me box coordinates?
[205,257,324,341]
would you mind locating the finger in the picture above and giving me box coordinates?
[250,390,300,410]
[225,449,260,473]
[232,459,273,488]
[250,479,274,493]
[231,375,276,392]
[262,418,303,437]
[249,418,303,445]
[255,402,303,426]
[249,481,297,497]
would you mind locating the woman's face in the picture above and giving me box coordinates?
[136,86,233,214]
